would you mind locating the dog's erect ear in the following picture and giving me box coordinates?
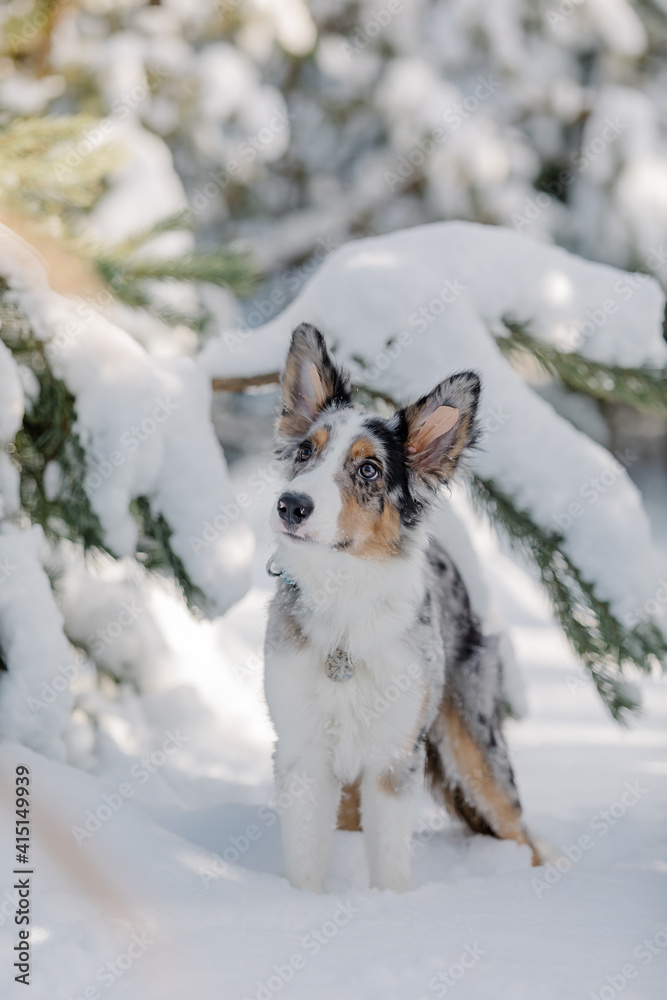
[399,371,480,485]
[278,323,351,439]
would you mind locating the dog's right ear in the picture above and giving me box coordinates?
[278,323,351,440]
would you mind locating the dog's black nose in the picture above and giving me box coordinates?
[277,492,314,527]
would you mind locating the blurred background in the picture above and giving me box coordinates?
[0,4,667,997]
[2,0,666,489]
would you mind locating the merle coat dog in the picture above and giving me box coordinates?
[264,324,537,892]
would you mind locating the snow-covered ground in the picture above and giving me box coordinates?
[1,474,665,1000]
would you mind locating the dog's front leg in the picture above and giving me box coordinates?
[277,747,341,893]
[361,761,420,892]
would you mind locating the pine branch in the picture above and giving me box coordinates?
[0,116,122,216]
[497,319,667,416]
[108,212,195,256]
[93,247,258,304]
[210,368,665,720]
[1,285,205,611]
[132,496,207,610]
[469,476,666,722]
[1,0,60,58]
[210,371,397,408]
[1,284,109,552]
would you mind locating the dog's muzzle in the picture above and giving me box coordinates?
[277,492,314,527]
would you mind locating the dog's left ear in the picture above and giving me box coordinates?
[399,371,481,485]
[278,323,351,440]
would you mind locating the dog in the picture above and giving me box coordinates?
[263,323,538,892]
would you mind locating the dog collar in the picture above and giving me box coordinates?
[266,557,298,588]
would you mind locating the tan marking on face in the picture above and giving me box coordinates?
[433,698,541,865]
[333,433,402,556]
[310,426,330,453]
[348,436,377,462]
[337,781,362,831]
[336,490,402,558]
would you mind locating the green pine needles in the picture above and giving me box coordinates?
[498,319,667,417]
[2,115,666,723]
[132,496,207,611]
[1,282,108,551]
[0,283,203,607]
[91,212,257,317]
[470,477,666,722]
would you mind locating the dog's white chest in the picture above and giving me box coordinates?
[290,642,428,784]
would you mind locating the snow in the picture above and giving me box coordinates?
[200,221,667,631]
[0,339,24,519]
[2,2,666,992]
[0,525,75,761]
[86,123,188,247]
[1,493,665,1000]
[0,339,24,443]
[0,225,251,614]
[6,0,667,288]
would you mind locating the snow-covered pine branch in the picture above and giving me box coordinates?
[200,221,667,714]
[0,226,252,614]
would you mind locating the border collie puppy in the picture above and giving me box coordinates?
[264,323,538,892]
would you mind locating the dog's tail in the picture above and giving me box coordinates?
[425,636,541,865]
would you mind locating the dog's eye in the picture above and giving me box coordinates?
[358,462,380,481]
[296,441,313,462]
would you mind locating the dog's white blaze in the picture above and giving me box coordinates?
[273,411,369,546]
